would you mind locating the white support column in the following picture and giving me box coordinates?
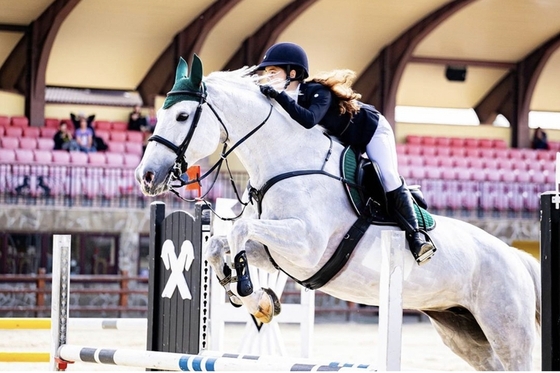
[50,234,71,371]
[377,230,405,371]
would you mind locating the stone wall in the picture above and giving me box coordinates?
[0,204,541,275]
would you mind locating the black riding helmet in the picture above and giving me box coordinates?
[258,42,309,81]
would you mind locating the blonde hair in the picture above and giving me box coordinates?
[308,69,361,116]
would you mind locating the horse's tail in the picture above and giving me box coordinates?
[515,248,541,332]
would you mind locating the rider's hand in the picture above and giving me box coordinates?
[260,85,279,99]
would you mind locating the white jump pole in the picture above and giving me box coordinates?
[57,344,370,371]
[377,230,404,371]
[50,234,71,371]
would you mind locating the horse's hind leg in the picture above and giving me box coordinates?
[425,309,504,370]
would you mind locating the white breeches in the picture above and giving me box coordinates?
[365,115,402,193]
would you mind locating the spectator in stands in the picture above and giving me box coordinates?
[128,104,147,131]
[531,127,550,150]
[70,112,96,135]
[53,122,79,151]
[74,118,96,153]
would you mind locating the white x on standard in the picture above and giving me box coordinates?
[160,239,195,299]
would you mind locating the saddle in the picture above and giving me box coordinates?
[341,146,435,231]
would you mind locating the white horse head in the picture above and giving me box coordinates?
[136,56,541,371]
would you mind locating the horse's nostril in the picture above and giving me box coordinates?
[143,172,154,186]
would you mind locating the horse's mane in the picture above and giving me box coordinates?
[205,66,261,92]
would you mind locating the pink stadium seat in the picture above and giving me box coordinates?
[501,170,515,182]
[464,138,479,148]
[484,169,501,182]
[424,156,439,167]
[497,159,514,170]
[0,148,16,162]
[440,166,457,180]
[95,129,110,144]
[124,142,143,155]
[520,149,538,161]
[51,150,71,165]
[479,148,496,159]
[465,148,480,158]
[70,151,89,166]
[396,143,407,156]
[408,156,424,167]
[406,135,421,145]
[531,171,546,184]
[435,137,451,147]
[468,157,484,170]
[5,126,23,137]
[10,116,29,127]
[452,157,468,168]
[455,167,472,181]
[94,120,112,131]
[19,137,38,150]
[1,136,19,149]
[450,137,465,148]
[33,149,52,164]
[110,131,127,142]
[406,144,422,156]
[471,169,486,181]
[425,166,442,179]
[0,116,10,127]
[483,158,498,169]
[494,148,509,159]
[108,141,126,153]
[536,150,555,162]
[44,118,61,128]
[435,146,451,157]
[105,152,124,167]
[492,139,508,149]
[112,121,128,131]
[421,136,436,146]
[0,126,5,137]
[409,167,426,179]
[123,153,141,169]
[450,147,466,157]
[398,164,412,179]
[88,152,107,166]
[126,131,144,143]
[507,149,523,160]
[40,127,57,139]
[14,149,34,163]
[421,146,437,157]
[478,139,493,148]
[36,138,55,150]
[439,156,453,168]
[516,171,530,183]
[23,127,40,138]
[545,172,556,185]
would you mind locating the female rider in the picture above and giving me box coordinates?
[257,42,435,265]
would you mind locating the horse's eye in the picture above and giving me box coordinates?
[177,113,189,122]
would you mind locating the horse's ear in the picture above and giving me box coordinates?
[190,54,203,88]
[175,57,188,82]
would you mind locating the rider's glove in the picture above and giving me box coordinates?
[260,85,279,99]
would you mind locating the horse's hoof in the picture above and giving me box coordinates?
[227,290,243,308]
[263,287,281,316]
[253,288,281,323]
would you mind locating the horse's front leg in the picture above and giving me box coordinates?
[228,218,323,323]
[204,235,243,307]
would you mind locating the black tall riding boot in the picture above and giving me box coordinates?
[386,183,436,265]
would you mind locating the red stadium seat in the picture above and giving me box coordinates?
[36,138,54,151]
[435,146,452,157]
[14,149,34,163]
[70,151,89,166]
[464,138,479,148]
[5,126,23,137]
[40,127,58,139]
[23,127,40,138]
[435,137,451,147]
[126,131,144,143]
[478,138,493,148]
[112,121,128,131]
[51,150,71,165]
[88,152,107,166]
[33,149,52,164]
[479,148,496,159]
[406,135,421,145]
[94,120,112,131]
[110,131,127,142]
[10,116,29,127]
[125,142,143,155]
[95,129,110,144]
[465,148,480,158]
[19,138,38,150]
[0,116,10,127]
[492,139,508,149]
[45,118,61,128]
[1,136,19,149]
[421,146,437,157]
[105,152,124,167]
[421,136,436,146]
[450,137,465,148]
[0,148,16,162]
[108,141,126,153]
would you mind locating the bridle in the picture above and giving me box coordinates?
[148,84,274,220]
